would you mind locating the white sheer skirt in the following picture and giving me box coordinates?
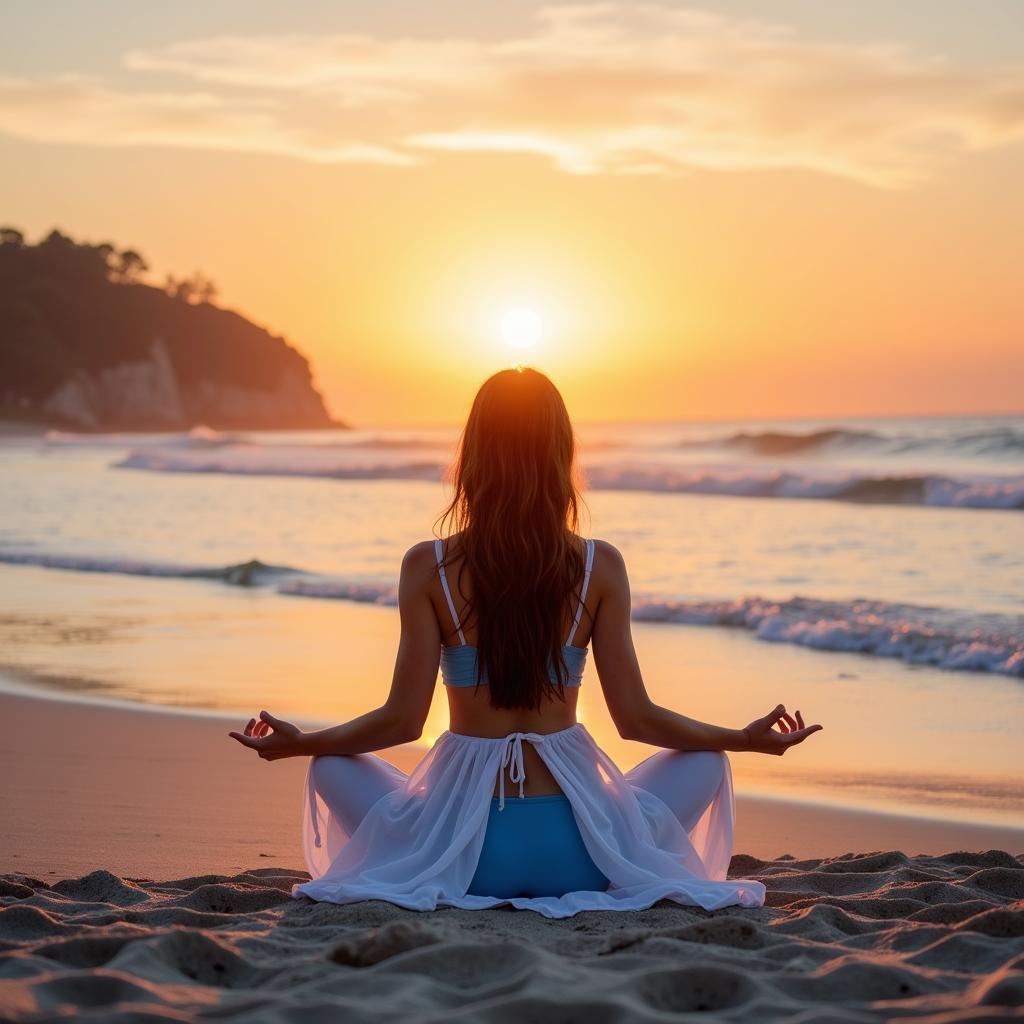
[292,723,766,918]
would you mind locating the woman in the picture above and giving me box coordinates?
[230,367,822,918]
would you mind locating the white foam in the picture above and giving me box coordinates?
[44,426,241,449]
[115,449,444,480]
[0,551,299,586]
[3,548,1020,677]
[633,596,1024,677]
[678,424,1024,459]
[277,579,397,604]
[112,446,1024,509]
[583,465,1024,508]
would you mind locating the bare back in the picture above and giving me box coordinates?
[430,534,602,796]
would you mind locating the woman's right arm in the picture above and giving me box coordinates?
[229,542,440,760]
[591,541,822,756]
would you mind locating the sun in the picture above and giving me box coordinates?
[499,306,544,350]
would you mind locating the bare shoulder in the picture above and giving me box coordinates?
[590,538,627,576]
[400,540,439,585]
[584,539,629,607]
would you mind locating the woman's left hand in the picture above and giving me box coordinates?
[742,704,822,756]
[229,711,305,760]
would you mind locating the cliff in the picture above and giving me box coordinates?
[0,228,341,431]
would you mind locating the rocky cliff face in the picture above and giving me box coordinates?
[0,230,341,431]
[40,338,332,430]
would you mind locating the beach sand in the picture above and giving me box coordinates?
[2,690,1023,1021]
[3,854,1022,1021]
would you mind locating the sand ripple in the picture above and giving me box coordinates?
[1,851,1022,1022]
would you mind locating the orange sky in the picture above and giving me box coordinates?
[1,2,1022,425]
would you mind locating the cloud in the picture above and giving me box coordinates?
[0,74,416,165]
[2,5,1023,185]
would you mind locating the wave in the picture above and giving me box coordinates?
[44,426,244,450]
[36,420,1024,464]
[3,549,1020,677]
[115,450,445,480]
[681,428,881,456]
[633,596,1024,678]
[894,426,1024,457]
[0,552,302,586]
[679,424,1024,458]
[111,449,1024,509]
[276,578,397,604]
[583,466,1024,509]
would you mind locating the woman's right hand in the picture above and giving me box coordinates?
[742,704,822,755]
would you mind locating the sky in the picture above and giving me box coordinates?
[1,1,1022,426]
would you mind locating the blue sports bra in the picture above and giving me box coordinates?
[435,537,595,689]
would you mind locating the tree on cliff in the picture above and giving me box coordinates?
[165,271,218,305]
[113,249,149,283]
[0,228,339,430]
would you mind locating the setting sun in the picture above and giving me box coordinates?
[499,306,545,350]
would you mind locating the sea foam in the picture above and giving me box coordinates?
[109,447,1024,509]
[3,550,1020,677]
[633,596,1024,677]
[677,424,1024,458]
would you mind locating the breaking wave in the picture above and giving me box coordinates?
[680,428,880,456]
[583,465,1024,509]
[633,595,1024,678]
[114,450,445,481]
[678,424,1024,458]
[3,550,1020,677]
[0,552,301,587]
[44,426,244,450]
[110,449,1024,509]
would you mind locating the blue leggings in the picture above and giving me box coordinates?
[309,747,727,899]
[467,795,611,897]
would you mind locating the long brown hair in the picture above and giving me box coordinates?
[435,367,589,711]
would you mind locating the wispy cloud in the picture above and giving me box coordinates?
[0,74,415,165]
[2,5,1023,186]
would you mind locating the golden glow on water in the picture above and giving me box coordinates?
[3,450,1022,829]
[3,564,1021,828]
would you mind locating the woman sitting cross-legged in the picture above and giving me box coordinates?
[230,367,822,917]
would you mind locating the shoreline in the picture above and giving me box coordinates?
[3,689,1021,883]
[4,665,1023,827]
[3,672,1022,834]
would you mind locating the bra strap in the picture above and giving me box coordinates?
[567,538,595,646]
[434,539,467,645]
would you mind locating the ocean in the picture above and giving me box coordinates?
[1,414,1022,827]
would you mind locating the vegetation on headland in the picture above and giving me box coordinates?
[0,228,342,431]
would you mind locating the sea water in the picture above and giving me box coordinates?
[1,415,1021,825]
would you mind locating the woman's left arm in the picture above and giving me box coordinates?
[229,543,441,760]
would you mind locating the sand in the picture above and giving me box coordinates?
[2,851,1022,1022]
[2,690,1023,1021]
